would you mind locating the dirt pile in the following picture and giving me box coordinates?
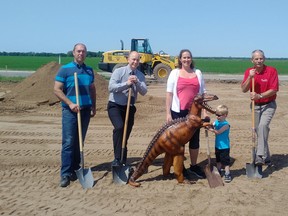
[6,61,108,106]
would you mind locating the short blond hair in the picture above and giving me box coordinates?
[216,105,228,115]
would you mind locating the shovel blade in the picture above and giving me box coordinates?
[112,164,131,185]
[204,165,224,188]
[246,163,263,179]
[75,167,94,189]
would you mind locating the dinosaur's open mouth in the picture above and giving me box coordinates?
[201,94,218,114]
[202,102,216,114]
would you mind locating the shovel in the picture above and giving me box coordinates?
[74,73,94,189]
[246,77,263,178]
[112,87,132,184]
[204,130,224,188]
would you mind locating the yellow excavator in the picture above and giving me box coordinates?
[98,38,177,81]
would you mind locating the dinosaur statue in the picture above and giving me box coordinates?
[128,93,218,187]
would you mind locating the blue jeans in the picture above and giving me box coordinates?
[60,107,91,177]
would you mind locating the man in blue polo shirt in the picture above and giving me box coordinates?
[54,43,96,187]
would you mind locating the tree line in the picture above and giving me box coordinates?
[0,51,104,57]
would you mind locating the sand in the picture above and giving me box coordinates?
[1,62,288,216]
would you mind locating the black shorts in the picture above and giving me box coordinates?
[171,109,200,149]
[215,148,230,166]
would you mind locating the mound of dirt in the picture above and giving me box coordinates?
[6,61,109,106]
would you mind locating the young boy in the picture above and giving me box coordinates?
[209,105,231,183]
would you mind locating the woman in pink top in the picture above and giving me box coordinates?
[166,49,209,179]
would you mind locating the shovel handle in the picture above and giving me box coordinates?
[205,129,212,165]
[74,73,84,153]
[251,77,256,146]
[205,130,210,155]
[121,87,132,161]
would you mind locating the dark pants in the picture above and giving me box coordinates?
[107,101,136,163]
[171,109,200,149]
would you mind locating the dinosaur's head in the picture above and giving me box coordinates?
[192,93,219,114]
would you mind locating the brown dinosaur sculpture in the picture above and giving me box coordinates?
[128,93,218,187]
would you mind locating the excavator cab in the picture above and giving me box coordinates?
[131,38,153,54]
[131,38,153,64]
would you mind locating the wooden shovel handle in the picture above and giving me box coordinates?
[121,87,132,161]
[251,77,255,145]
[205,129,211,163]
[74,73,84,153]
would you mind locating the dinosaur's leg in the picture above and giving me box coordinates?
[128,168,141,187]
[173,154,185,183]
[163,153,173,176]
[128,180,141,187]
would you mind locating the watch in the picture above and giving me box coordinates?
[259,94,263,98]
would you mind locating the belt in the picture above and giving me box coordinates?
[109,101,134,107]
[255,100,274,106]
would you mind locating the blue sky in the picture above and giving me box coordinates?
[1,0,287,58]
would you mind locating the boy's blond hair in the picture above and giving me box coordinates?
[216,105,228,115]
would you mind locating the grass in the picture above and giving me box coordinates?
[194,58,288,75]
[0,56,287,83]
[0,56,101,71]
[0,76,25,82]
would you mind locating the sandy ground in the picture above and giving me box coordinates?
[1,66,288,215]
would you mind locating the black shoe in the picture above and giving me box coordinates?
[264,160,272,166]
[187,165,206,179]
[70,172,78,181]
[111,159,121,167]
[60,176,70,187]
[183,167,189,178]
[224,173,232,183]
[219,169,225,177]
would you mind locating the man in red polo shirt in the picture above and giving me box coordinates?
[241,49,279,166]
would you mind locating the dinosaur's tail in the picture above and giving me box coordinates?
[128,118,186,187]
[129,139,165,184]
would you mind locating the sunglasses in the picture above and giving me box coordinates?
[216,114,223,117]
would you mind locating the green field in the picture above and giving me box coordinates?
[0,56,287,74]
[0,56,101,71]
[195,58,287,75]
